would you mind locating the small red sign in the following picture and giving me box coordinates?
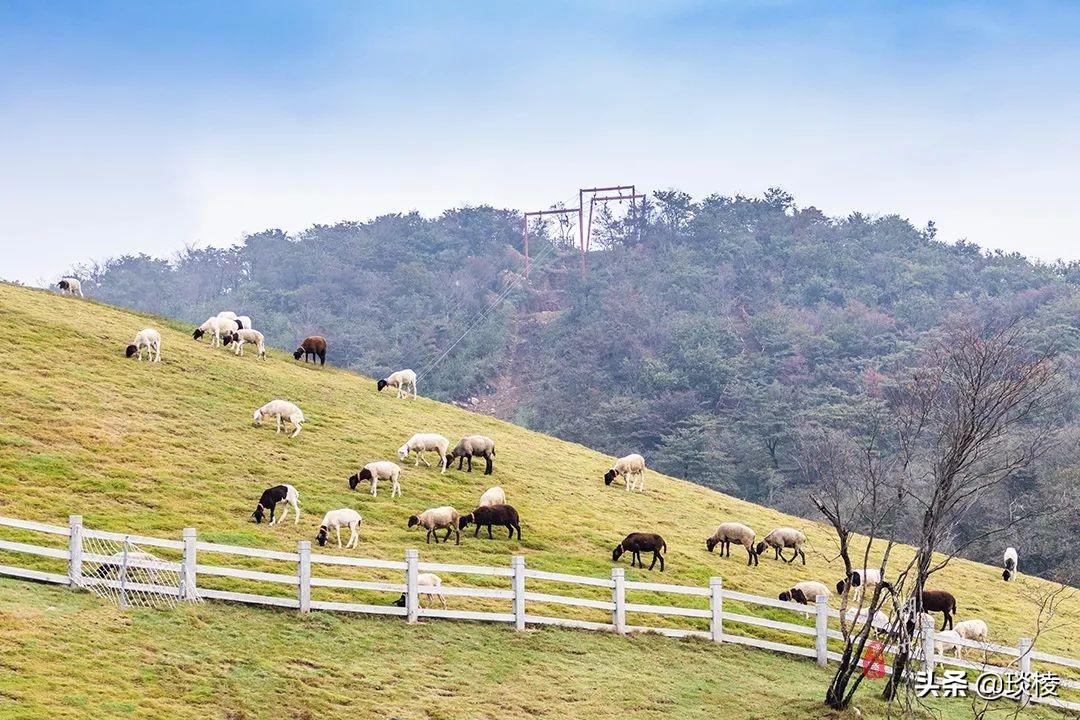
[860,640,887,679]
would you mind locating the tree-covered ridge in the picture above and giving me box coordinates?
[80,190,1079,575]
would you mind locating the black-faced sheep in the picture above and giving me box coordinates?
[459,504,521,540]
[612,532,667,571]
[407,506,461,545]
[706,521,758,566]
[315,508,362,548]
[125,328,161,362]
[603,453,646,492]
[1003,547,1018,581]
[193,316,236,347]
[835,568,889,595]
[224,329,266,359]
[392,572,446,609]
[348,461,402,498]
[446,435,496,475]
[293,336,326,365]
[779,580,832,606]
[377,369,417,399]
[57,278,84,297]
[250,484,300,525]
[755,527,807,565]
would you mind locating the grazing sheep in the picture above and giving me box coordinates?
[836,568,889,594]
[446,435,496,475]
[920,589,958,631]
[953,619,988,655]
[125,328,161,362]
[935,629,965,659]
[57,278,84,297]
[234,315,252,330]
[216,311,238,320]
[253,399,305,437]
[315,508,362,549]
[843,606,891,630]
[612,532,667,571]
[224,329,266,359]
[377,369,417,399]
[706,522,759,566]
[392,573,447,609]
[348,461,402,498]
[407,506,461,545]
[755,527,807,565]
[459,504,521,540]
[250,484,300,525]
[293,336,327,365]
[398,433,450,472]
[1003,547,1018,581]
[192,316,236,347]
[779,580,832,606]
[478,486,506,507]
[603,453,646,492]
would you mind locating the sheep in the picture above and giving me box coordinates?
[446,435,496,475]
[125,328,161,362]
[253,399,305,437]
[921,589,958,630]
[459,504,521,541]
[612,532,667,571]
[397,433,450,472]
[377,369,417,399]
[407,506,461,545]
[392,572,447,609]
[953,619,989,657]
[233,315,252,330]
[706,521,759,566]
[843,606,891,630]
[779,580,832,607]
[216,311,238,320]
[934,629,965,659]
[293,336,326,365]
[250,484,300,525]
[1003,547,1018,581]
[192,316,236,347]
[348,460,402,498]
[90,550,160,579]
[57,278,84,297]
[603,453,646,492]
[478,486,506,507]
[835,568,889,594]
[755,527,807,565]
[315,508,362,549]
[224,329,266,359]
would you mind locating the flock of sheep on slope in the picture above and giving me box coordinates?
[63,281,1024,636]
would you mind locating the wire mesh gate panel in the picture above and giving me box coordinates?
[78,534,193,610]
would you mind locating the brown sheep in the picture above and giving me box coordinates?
[612,532,667,571]
[293,336,327,365]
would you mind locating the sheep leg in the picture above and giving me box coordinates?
[426,528,434,544]
[437,592,446,609]
[466,456,473,472]
[799,549,806,565]
[648,552,658,571]
[276,416,282,433]
[474,525,480,538]
[453,527,460,545]
[444,527,454,543]
[417,453,430,467]
[458,456,464,471]
[487,525,494,540]
[484,456,493,475]
[370,478,378,496]
[291,422,301,438]
[336,526,343,548]
[392,479,400,497]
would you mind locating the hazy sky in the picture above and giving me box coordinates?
[2,1,1078,284]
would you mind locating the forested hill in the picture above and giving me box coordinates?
[75,189,1080,576]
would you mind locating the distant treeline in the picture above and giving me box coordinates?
[78,188,1080,578]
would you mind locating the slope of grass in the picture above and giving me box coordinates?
[0,282,1076,719]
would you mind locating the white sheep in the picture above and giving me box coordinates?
[478,486,506,507]
[397,433,450,472]
[315,508,362,549]
[756,527,808,564]
[393,572,447,609]
[935,629,965,659]
[377,369,418,399]
[125,328,161,362]
[226,329,266,359]
[407,506,461,544]
[603,453,646,492]
[57,278,84,297]
[216,311,238,320]
[193,316,236,347]
[952,619,989,658]
[843,606,890,630]
[253,399,305,437]
[349,460,402,498]
[1003,547,1018,581]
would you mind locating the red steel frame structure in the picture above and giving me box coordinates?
[521,184,645,278]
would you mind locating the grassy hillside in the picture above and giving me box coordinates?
[0,282,1076,719]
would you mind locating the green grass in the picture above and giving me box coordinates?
[0,282,1076,719]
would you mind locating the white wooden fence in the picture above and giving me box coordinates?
[1,514,1076,712]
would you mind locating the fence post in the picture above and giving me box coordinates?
[709,577,723,644]
[405,549,419,624]
[180,528,197,601]
[512,556,526,631]
[1018,637,1033,706]
[815,594,829,666]
[612,567,626,635]
[921,615,936,676]
[297,541,311,613]
[67,514,83,589]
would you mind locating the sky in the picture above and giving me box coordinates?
[1,0,1078,284]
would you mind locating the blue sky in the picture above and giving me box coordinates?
[2,1,1078,283]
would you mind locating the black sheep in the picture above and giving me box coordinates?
[921,589,957,631]
[612,532,667,571]
[250,484,298,524]
[459,504,521,540]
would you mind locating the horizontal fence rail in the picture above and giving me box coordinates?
[0,514,1077,712]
